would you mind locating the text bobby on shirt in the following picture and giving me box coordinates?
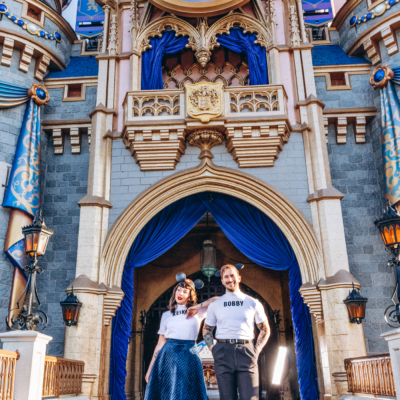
[158,304,207,340]
[205,290,267,340]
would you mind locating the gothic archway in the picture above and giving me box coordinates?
[101,156,324,290]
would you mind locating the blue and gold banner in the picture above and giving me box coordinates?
[1,82,49,319]
[371,65,400,206]
[380,81,400,205]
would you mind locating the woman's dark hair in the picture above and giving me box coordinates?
[168,282,197,315]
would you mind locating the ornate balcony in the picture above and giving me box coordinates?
[122,84,290,170]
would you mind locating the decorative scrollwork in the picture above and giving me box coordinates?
[384,304,400,328]
[206,13,271,51]
[186,129,225,151]
[137,16,200,53]
[229,89,280,113]
[131,92,181,117]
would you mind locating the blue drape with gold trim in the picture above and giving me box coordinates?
[2,82,44,319]
[0,80,29,109]
[380,81,400,205]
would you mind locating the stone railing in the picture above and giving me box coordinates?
[344,353,396,397]
[224,85,288,117]
[0,349,18,400]
[42,356,84,398]
[124,89,185,123]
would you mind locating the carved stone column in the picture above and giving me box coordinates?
[293,31,368,400]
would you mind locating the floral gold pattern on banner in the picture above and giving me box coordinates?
[381,81,400,205]
[3,99,41,217]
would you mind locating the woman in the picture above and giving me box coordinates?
[144,278,218,400]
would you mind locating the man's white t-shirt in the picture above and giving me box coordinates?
[158,304,207,340]
[205,290,267,340]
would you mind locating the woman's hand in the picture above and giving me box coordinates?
[186,305,200,318]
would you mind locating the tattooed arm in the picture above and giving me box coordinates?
[202,323,215,351]
[145,335,167,382]
[186,296,220,318]
[254,320,270,355]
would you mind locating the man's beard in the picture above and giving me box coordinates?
[226,283,238,292]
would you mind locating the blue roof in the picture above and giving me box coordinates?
[312,45,371,66]
[45,56,98,79]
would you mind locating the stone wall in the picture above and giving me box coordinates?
[44,87,97,121]
[327,121,395,354]
[109,132,312,229]
[38,132,90,356]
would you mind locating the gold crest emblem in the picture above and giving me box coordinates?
[186,82,224,123]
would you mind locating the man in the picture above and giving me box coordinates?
[203,264,270,400]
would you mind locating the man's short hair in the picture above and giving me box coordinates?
[220,264,240,278]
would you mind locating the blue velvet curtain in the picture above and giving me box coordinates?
[217,28,269,85]
[141,30,189,90]
[110,192,318,400]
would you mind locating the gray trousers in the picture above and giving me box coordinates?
[212,342,259,400]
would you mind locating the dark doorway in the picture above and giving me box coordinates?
[142,271,281,399]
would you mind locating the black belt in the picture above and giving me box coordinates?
[217,339,251,344]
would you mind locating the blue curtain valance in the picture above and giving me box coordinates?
[141,30,189,90]
[110,192,318,400]
[216,27,269,85]
[0,80,29,108]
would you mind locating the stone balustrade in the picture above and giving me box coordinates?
[122,84,290,170]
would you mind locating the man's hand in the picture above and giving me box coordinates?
[202,322,215,350]
[255,320,270,355]
[186,304,200,318]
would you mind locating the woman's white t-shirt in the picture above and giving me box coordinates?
[158,305,207,340]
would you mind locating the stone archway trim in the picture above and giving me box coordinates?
[101,156,324,288]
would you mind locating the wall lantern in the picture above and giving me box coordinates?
[201,240,217,281]
[6,213,53,331]
[343,284,368,324]
[60,288,82,327]
[375,200,400,325]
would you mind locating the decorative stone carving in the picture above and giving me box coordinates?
[103,285,124,326]
[289,5,302,47]
[225,123,290,167]
[300,270,362,322]
[108,14,118,56]
[206,13,271,51]
[137,13,272,62]
[1,38,14,67]
[186,82,224,122]
[137,16,200,54]
[186,129,225,152]
[164,60,249,89]
[323,107,377,144]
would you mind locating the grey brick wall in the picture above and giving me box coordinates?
[109,132,312,228]
[327,121,396,354]
[38,132,89,356]
[44,87,97,121]
[315,74,374,108]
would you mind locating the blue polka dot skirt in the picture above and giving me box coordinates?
[144,339,208,400]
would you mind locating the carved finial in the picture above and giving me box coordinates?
[195,17,211,67]
[108,14,118,56]
[289,5,301,47]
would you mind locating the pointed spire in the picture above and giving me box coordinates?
[108,14,118,56]
[289,5,302,47]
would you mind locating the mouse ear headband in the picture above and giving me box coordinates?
[175,272,204,290]
[214,263,244,277]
